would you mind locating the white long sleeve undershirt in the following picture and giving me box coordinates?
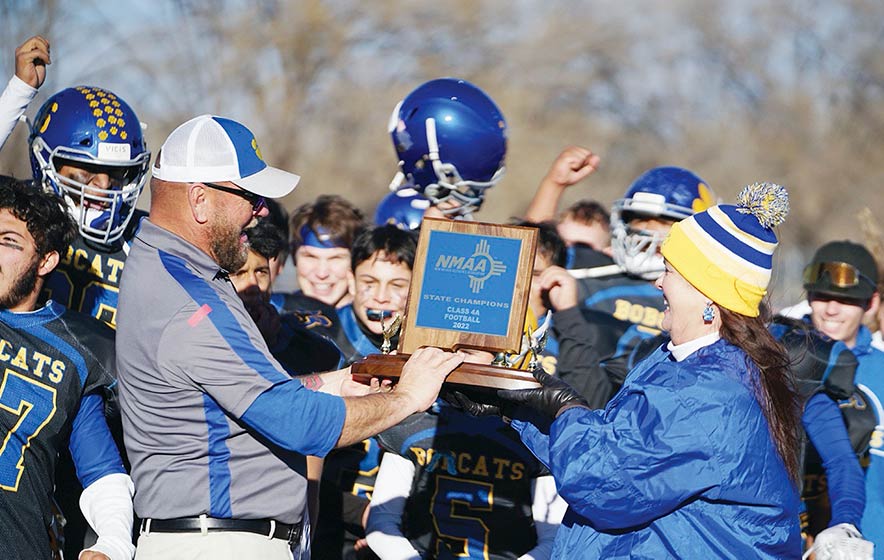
[0,74,37,152]
[78,472,136,560]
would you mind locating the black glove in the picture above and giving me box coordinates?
[498,368,589,421]
[440,388,502,417]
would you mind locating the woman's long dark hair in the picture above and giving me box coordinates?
[718,305,802,485]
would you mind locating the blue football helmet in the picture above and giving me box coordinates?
[388,78,507,218]
[29,86,150,245]
[374,189,430,231]
[611,166,716,279]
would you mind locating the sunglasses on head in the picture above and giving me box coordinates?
[802,261,875,289]
[202,182,266,213]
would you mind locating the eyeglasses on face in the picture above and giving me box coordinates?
[202,182,266,213]
[802,261,875,289]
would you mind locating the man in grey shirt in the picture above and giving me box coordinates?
[116,114,463,560]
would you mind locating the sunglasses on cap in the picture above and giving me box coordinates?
[202,182,266,213]
[802,261,875,289]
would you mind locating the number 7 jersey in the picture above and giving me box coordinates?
[0,302,123,558]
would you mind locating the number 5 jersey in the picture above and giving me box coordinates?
[375,402,551,559]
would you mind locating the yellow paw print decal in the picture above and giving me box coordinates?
[692,182,716,213]
[251,138,264,161]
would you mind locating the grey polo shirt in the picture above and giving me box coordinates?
[116,219,346,524]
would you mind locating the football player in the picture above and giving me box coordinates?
[0,177,133,560]
[578,166,716,321]
[28,84,149,558]
[29,85,150,328]
[792,241,883,553]
[367,396,565,560]
[230,218,344,376]
[288,194,366,311]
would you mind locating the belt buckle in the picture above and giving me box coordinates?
[286,523,300,546]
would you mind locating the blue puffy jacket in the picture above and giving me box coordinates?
[512,339,801,558]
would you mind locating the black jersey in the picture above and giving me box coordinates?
[270,314,344,376]
[550,268,665,409]
[378,402,546,559]
[576,271,664,335]
[0,303,124,559]
[42,211,146,330]
[275,291,358,361]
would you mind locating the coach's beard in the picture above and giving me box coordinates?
[210,220,249,273]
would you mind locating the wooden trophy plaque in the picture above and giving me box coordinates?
[351,218,542,390]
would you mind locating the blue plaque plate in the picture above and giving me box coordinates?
[415,230,522,337]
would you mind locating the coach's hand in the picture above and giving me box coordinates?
[397,347,464,412]
[499,368,588,420]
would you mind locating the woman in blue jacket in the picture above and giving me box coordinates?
[498,183,803,558]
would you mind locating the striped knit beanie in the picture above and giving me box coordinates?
[660,182,789,317]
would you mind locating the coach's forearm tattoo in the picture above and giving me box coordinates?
[300,374,325,391]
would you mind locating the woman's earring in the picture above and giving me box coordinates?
[702,301,715,323]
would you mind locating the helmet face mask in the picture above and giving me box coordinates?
[389,78,507,219]
[610,219,669,280]
[610,167,715,279]
[28,86,150,245]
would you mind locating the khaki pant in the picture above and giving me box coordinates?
[135,530,298,560]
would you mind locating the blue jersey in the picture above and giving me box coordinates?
[0,303,124,559]
[42,210,146,330]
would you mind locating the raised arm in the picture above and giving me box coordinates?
[523,146,599,222]
[1,36,49,151]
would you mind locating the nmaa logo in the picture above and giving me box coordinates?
[434,239,506,294]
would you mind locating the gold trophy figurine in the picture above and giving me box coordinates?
[380,314,403,355]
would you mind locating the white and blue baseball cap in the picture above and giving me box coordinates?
[152,114,299,198]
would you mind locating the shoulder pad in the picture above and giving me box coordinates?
[778,321,857,400]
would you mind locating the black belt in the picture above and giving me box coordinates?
[141,516,302,544]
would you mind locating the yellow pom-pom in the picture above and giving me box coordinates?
[736,182,789,228]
